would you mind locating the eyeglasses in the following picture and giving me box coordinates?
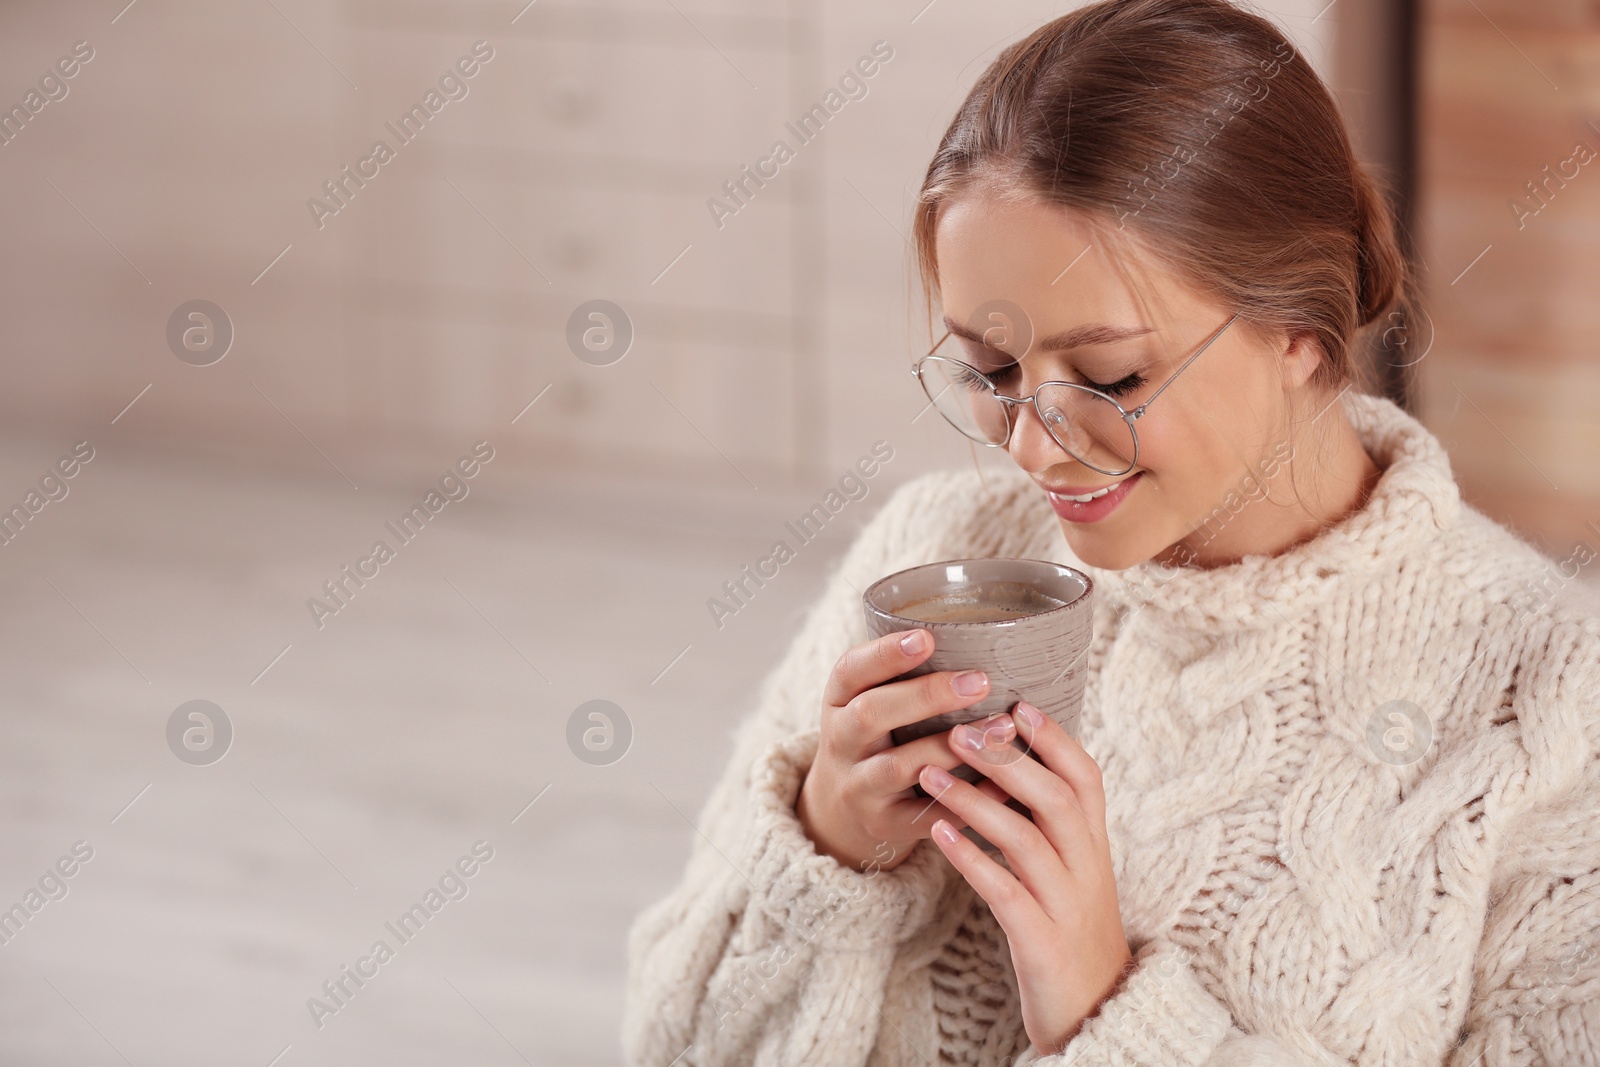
[911,312,1239,476]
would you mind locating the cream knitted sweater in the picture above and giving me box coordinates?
[621,392,1600,1066]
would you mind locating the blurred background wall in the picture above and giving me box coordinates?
[0,0,1348,490]
[0,2,1592,1066]
[1415,0,1600,551]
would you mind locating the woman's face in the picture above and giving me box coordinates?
[934,194,1311,571]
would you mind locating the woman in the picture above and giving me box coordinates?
[622,0,1600,1063]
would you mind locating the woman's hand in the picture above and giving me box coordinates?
[796,628,1012,872]
[918,700,1133,1055]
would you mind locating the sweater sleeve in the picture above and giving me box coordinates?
[620,471,962,1067]
[1008,936,1318,1067]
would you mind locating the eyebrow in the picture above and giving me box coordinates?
[943,316,1156,354]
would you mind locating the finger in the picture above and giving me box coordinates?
[891,748,1009,836]
[1010,701,1108,834]
[928,818,1047,939]
[888,776,1011,837]
[974,777,1012,806]
[920,761,1071,902]
[948,715,1100,872]
[857,728,967,796]
[835,664,991,757]
[823,629,934,709]
[887,794,965,836]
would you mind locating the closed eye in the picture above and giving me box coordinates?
[949,363,995,392]
[982,361,1147,399]
[1081,371,1146,398]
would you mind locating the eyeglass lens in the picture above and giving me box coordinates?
[919,358,1137,474]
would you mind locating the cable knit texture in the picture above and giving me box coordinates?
[621,392,1600,1066]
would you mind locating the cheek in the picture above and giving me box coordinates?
[1134,408,1214,480]
[1134,404,1248,508]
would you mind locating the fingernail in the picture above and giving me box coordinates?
[953,716,1004,751]
[921,764,954,790]
[952,670,988,696]
[900,630,927,655]
[1014,701,1044,728]
[955,715,1014,753]
[980,714,1016,745]
[932,819,960,845]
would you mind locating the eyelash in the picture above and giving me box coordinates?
[980,362,1148,399]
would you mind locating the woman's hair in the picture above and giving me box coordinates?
[911,0,1418,399]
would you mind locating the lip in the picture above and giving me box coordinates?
[1045,471,1142,523]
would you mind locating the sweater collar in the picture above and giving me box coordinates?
[1045,391,1463,633]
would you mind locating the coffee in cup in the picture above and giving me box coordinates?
[893,582,1073,624]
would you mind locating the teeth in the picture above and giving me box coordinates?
[1055,479,1125,504]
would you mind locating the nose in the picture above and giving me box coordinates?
[1006,394,1072,472]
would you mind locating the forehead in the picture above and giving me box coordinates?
[933,194,1180,339]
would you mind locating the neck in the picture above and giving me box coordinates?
[1160,393,1384,569]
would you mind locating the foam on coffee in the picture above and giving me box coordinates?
[893,580,1070,623]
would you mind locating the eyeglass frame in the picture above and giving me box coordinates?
[911,311,1240,476]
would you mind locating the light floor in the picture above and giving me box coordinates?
[0,432,864,1067]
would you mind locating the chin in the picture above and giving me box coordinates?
[1059,523,1157,571]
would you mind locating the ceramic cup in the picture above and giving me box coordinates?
[861,556,1094,852]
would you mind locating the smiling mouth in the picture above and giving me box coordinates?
[1046,475,1137,503]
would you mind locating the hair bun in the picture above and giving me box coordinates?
[1352,168,1404,328]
